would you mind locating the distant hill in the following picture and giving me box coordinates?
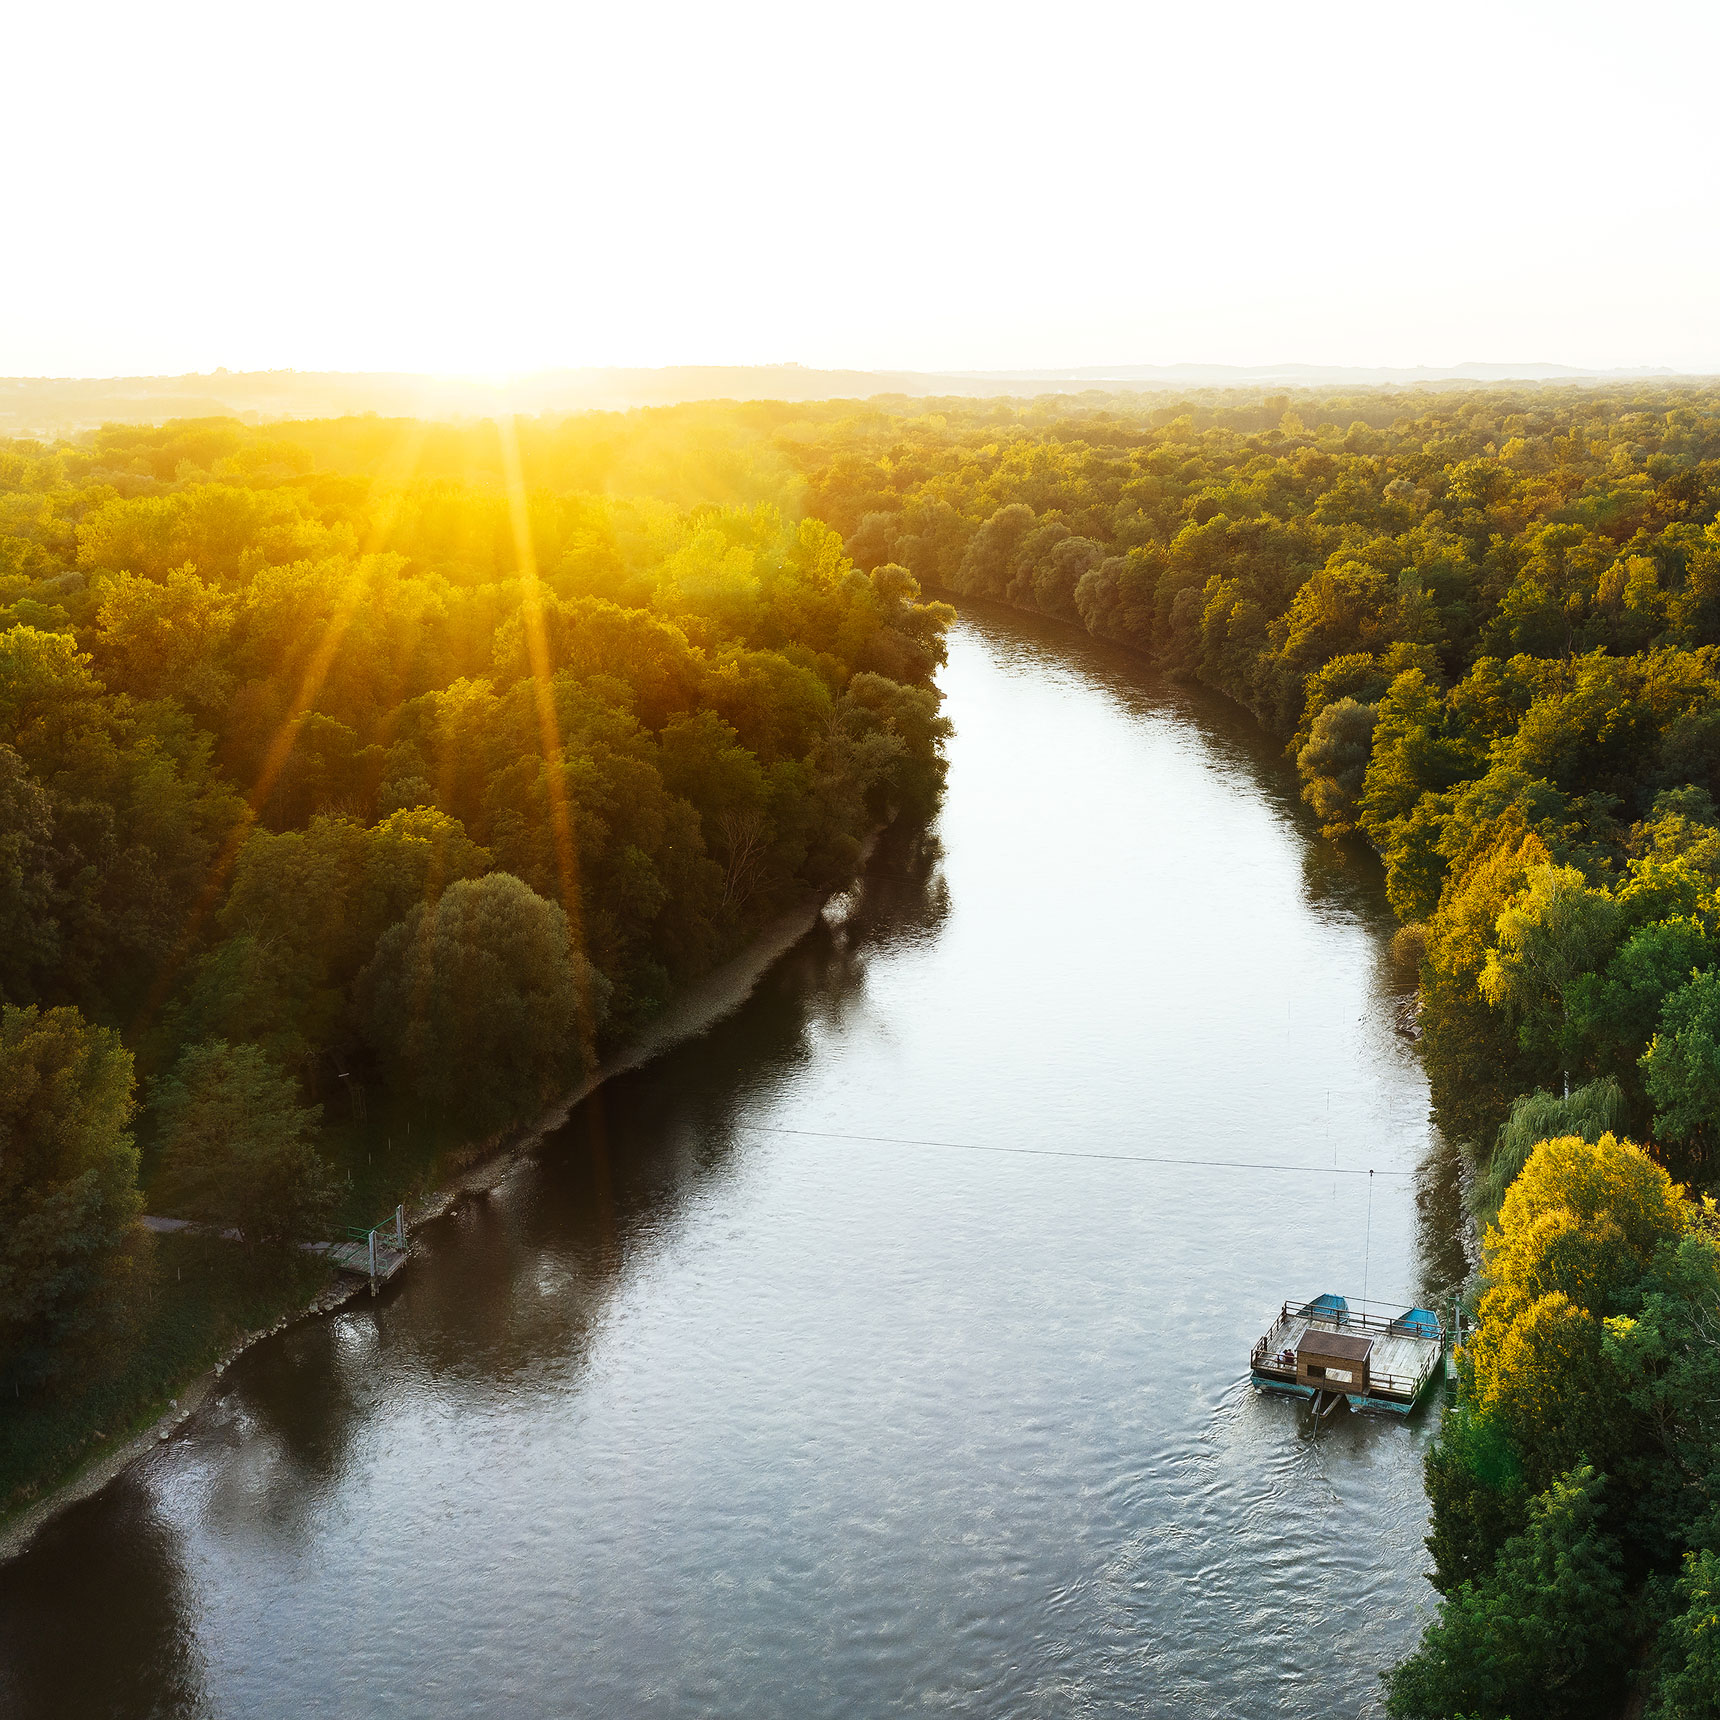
[0,360,1696,437]
[961,361,1684,385]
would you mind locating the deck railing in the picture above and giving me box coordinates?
[1249,1349,1433,1400]
[1288,1301,1444,1342]
[1365,1368,1428,1398]
[1252,1307,1445,1403]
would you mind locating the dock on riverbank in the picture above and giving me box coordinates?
[313,1231,410,1283]
[142,1213,411,1285]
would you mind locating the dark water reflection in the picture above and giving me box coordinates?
[0,610,1462,1717]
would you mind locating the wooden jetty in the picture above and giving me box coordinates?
[1250,1294,1445,1415]
[143,1206,412,1288]
[314,1235,409,1283]
[310,1207,410,1286]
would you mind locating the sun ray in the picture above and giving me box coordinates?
[496,412,598,1066]
[133,418,433,1037]
[497,414,616,1241]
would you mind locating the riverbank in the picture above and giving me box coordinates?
[394,879,865,1217]
[0,878,858,1566]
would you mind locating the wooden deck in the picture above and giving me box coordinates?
[144,1214,411,1283]
[1251,1299,1445,1414]
[313,1237,410,1281]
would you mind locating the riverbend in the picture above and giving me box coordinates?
[0,608,1467,1719]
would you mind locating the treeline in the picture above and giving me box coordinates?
[1384,1131,1720,1718]
[0,415,951,1397]
[776,383,1720,1715]
[792,387,1720,1166]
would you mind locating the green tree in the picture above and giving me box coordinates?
[839,672,952,819]
[1643,969,1720,1160]
[1467,1133,1683,1483]
[0,623,241,1015]
[1031,534,1104,620]
[1572,919,1715,1095]
[1296,697,1378,839]
[1073,548,1162,650]
[0,1003,143,1387]
[1384,1466,1625,1720]
[87,567,238,719]
[954,503,1035,599]
[356,872,610,1132]
[171,808,494,1073]
[844,512,899,572]
[1602,1229,1720,1561]
[1480,864,1621,1090]
[1421,1399,1530,1595]
[1418,831,1550,1149]
[0,742,59,1002]
[1651,1549,1720,1720]
[152,1041,335,1248]
[658,710,772,915]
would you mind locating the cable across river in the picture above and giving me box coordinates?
[740,1124,1415,1177]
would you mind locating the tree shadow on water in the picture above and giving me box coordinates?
[0,1476,207,1720]
[247,819,953,1406]
[534,816,951,1269]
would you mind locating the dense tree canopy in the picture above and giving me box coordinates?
[1401,1135,1720,1718]
[0,407,955,1395]
[0,412,952,1059]
[8,387,1720,1688]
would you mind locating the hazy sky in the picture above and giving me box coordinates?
[10,0,1718,378]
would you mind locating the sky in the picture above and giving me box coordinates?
[8,0,1719,379]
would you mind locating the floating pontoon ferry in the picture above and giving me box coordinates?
[1250,1294,1446,1415]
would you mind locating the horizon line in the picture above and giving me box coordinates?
[1,358,1710,386]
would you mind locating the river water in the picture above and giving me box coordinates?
[0,608,1467,1718]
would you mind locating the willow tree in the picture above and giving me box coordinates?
[1480,863,1621,1094]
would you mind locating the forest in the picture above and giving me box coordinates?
[0,410,952,1503]
[6,384,1720,1709]
[779,382,1720,1717]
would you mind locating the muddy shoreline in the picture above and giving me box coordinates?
[0,878,857,1566]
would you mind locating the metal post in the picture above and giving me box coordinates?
[368,1227,377,1288]
[395,1205,404,1249]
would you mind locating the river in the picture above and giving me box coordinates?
[0,607,1468,1718]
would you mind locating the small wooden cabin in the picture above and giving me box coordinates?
[1296,1328,1372,1394]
